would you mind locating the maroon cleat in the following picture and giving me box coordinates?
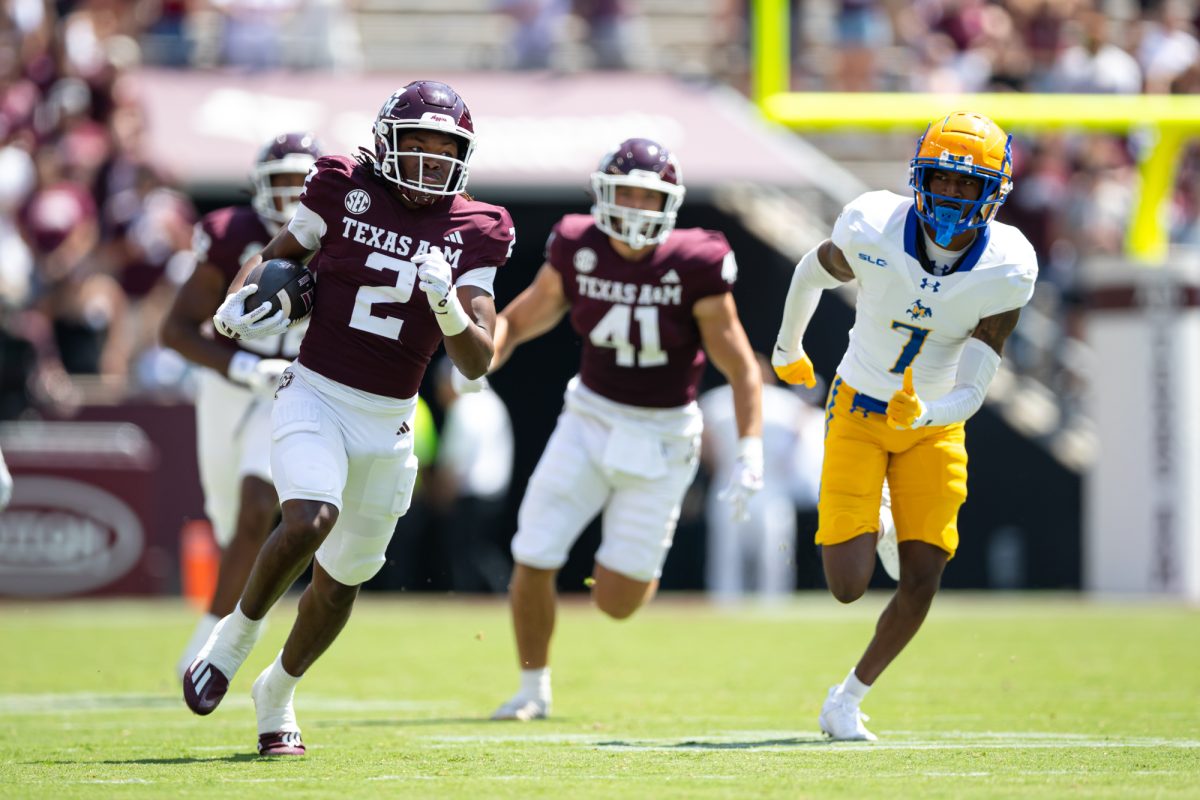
[258,731,305,756]
[183,659,231,715]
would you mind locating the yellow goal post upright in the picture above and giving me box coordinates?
[749,0,1200,264]
[750,0,1200,599]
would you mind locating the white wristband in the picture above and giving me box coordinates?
[434,293,472,337]
[736,436,764,471]
[227,351,261,386]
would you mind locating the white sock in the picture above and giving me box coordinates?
[202,602,264,677]
[519,667,551,700]
[840,668,871,702]
[255,652,301,734]
[177,613,220,678]
[226,602,265,641]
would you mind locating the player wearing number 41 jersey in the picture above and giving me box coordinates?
[772,111,1037,741]
[182,80,515,757]
[476,138,763,722]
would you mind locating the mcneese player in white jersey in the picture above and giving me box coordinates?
[772,112,1036,741]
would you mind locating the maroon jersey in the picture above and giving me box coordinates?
[294,155,514,398]
[194,206,300,359]
[547,214,735,408]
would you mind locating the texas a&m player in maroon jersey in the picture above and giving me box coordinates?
[484,138,763,721]
[161,132,322,679]
[182,81,515,757]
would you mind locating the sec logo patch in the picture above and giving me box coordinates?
[345,189,371,214]
[574,248,597,274]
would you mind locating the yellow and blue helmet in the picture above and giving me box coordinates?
[909,111,1013,246]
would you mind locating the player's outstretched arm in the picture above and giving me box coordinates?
[490,263,570,373]
[697,292,764,522]
[772,239,851,387]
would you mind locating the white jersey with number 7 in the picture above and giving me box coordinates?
[831,190,1038,402]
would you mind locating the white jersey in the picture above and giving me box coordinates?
[831,191,1037,402]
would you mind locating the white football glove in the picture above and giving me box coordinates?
[450,366,489,395]
[413,248,453,308]
[717,437,764,523]
[213,284,289,340]
[412,248,471,336]
[0,452,12,512]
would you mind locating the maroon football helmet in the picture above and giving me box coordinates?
[251,132,323,226]
[591,137,686,249]
[373,81,475,202]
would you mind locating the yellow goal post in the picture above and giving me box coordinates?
[750,0,1200,264]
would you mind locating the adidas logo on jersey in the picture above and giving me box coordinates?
[661,269,680,284]
[444,230,464,244]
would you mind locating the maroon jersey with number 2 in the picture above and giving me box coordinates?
[547,214,736,408]
[291,155,515,398]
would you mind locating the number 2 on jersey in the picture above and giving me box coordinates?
[889,321,931,373]
[349,252,418,339]
[590,304,667,367]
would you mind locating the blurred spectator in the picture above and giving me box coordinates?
[140,0,194,67]
[429,359,515,593]
[1046,9,1142,94]
[834,0,892,91]
[699,355,823,600]
[23,182,131,379]
[1135,0,1199,94]
[284,0,363,71]
[496,0,570,69]
[210,0,298,70]
[575,0,633,70]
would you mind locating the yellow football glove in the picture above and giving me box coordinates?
[886,367,928,430]
[771,346,816,388]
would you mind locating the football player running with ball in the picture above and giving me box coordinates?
[772,112,1037,741]
[162,132,322,679]
[484,138,763,721]
[182,81,515,756]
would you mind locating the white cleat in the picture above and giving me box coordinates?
[876,503,900,582]
[818,685,877,742]
[490,694,550,721]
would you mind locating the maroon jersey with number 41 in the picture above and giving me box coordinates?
[293,155,515,398]
[547,214,736,408]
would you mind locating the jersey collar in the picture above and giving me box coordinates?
[903,206,990,274]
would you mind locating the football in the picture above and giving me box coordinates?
[245,258,315,324]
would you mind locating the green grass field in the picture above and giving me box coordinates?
[1,594,1197,799]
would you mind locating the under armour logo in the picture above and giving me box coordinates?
[920,278,941,292]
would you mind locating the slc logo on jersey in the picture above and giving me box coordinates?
[907,299,933,320]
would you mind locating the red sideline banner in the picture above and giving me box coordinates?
[0,405,206,597]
